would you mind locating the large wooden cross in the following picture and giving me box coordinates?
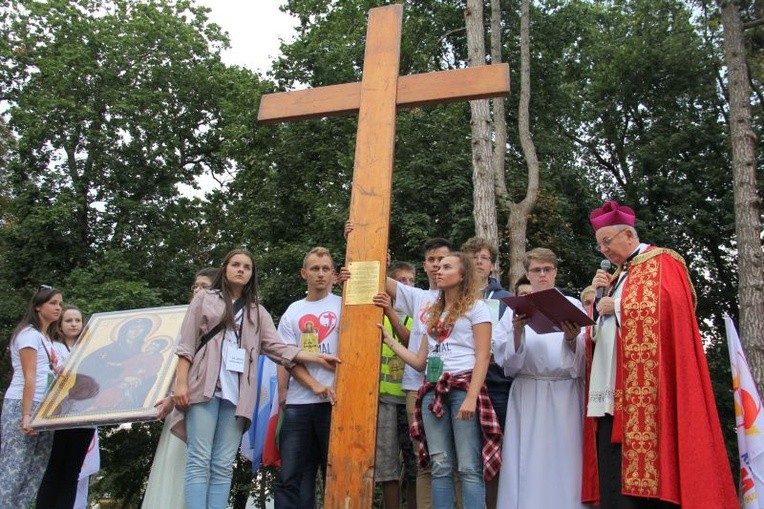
[258,4,509,507]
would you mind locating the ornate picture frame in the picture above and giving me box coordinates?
[31,305,188,430]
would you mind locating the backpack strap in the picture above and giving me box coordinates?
[195,297,245,354]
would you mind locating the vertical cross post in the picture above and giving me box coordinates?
[321,6,401,507]
[257,4,509,506]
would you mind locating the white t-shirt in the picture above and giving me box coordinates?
[425,300,491,375]
[5,326,58,402]
[53,341,71,363]
[394,284,440,391]
[216,307,245,406]
[278,293,341,405]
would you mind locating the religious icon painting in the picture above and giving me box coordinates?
[300,320,320,353]
[30,305,188,431]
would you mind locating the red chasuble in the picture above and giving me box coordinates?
[582,247,737,508]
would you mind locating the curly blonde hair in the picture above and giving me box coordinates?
[425,252,479,336]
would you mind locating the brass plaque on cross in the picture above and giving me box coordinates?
[257,4,509,507]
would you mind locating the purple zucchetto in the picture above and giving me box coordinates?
[589,200,636,230]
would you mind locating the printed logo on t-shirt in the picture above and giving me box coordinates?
[300,321,320,352]
[428,320,453,343]
[298,312,337,353]
[418,300,435,325]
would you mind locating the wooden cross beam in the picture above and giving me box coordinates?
[257,4,509,507]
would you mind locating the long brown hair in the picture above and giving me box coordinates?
[211,248,261,332]
[12,286,62,343]
[425,252,479,334]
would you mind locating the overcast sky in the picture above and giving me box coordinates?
[196,0,298,73]
[177,2,298,194]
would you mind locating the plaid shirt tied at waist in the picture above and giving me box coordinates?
[410,370,503,481]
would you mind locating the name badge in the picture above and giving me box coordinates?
[301,331,319,353]
[225,346,246,373]
[485,299,500,327]
[425,356,444,383]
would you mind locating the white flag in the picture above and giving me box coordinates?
[79,430,100,478]
[726,315,764,508]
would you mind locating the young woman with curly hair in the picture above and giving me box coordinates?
[380,252,501,509]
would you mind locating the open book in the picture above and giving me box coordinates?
[500,288,594,335]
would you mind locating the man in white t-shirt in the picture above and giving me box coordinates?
[274,247,341,508]
[384,237,452,509]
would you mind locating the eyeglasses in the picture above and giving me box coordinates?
[527,266,556,275]
[38,284,54,292]
[595,229,628,252]
[472,255,493,263]
[191,283,211,291]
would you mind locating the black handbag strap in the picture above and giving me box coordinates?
[195,297,245,354]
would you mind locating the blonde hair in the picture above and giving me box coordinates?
[303,246,333,268]
[425,252,479,334]
[522,247,557,271]
[580,285,596,300]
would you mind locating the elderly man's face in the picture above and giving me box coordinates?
[595,226,634,266]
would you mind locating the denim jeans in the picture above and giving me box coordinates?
[274,402,332,508]
[421,388,484,509]
[185,397,244,509]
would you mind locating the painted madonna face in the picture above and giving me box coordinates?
[118,318,152,349]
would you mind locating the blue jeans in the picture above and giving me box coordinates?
[274,403,332,508]
[184,397,244,509]
[421,388,484,509]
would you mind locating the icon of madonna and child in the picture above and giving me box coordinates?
[32,306,187,429]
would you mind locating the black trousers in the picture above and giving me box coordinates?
[597,415,678,509]
[36,427,95,509]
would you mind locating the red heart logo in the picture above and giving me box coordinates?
[298,312,338,342]
[418,308,428,325]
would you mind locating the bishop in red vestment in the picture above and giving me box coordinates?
[582,201,737,509]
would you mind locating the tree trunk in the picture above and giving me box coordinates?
[490,0,508,277]
[465,0,500,245]
[505,0,540,290]
[491,0,508,201]
[719,0,764,390]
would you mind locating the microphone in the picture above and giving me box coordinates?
[595,260,612,300]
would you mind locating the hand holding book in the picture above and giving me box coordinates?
[500,288,594,335]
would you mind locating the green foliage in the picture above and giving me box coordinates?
[0,0,753,503]
[95,422,163,507]
[0,0,261,502]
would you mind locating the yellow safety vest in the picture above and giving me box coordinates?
[379,315,412,397]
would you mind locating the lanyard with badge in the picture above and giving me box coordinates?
[224,309,246,373]
[482,294,501,353]
[40,334,58,393]
[425,320,449,382]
